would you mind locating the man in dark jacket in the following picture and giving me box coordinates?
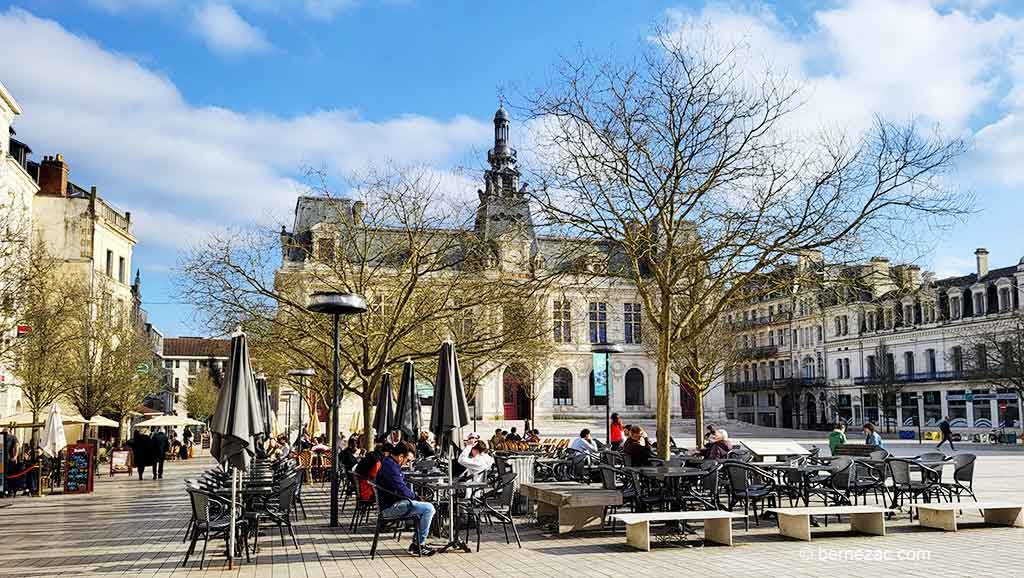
[375,442,435,556]
[937,416,955,451]
[131,430,153,480]
[151,429,169,479]
[622,426,656,467]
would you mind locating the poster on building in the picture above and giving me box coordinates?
[592,352,608,397]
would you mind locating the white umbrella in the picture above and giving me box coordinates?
[2,408,87,427]
[133,415,205,428]
[38,403,68,458]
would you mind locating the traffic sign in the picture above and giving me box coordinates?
[135,362,151,376]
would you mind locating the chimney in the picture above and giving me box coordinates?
[352,200,365,225]
[38,153,69,196]
[976,248,989,279]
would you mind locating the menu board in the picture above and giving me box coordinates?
[110,449,132,475]
[201,433,211,450]
[63,444,94,494]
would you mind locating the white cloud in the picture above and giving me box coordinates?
[0,8,490,249]
[933,254,976,278]
[664,0,1024,173]
[191,2,271,55]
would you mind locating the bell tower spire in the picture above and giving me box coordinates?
[487,101,517,176]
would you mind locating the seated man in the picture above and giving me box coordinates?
[621,425,655,467]
[505,427,523,442]
[458,440,495,483]
[489,428,505,449]
[374,442,436,556]
[568,428,599,476]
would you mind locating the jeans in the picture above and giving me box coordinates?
[382,499,435,545]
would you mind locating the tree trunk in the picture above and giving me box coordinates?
[362,392,373,451]
[656,297,673,460]
[693,384,705,450]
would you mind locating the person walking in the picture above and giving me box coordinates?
[181,427,193,460]
[131,429,153,481]
[151,428,169,479]
[937,416,956,451]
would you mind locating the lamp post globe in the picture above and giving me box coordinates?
[307,291,366,528]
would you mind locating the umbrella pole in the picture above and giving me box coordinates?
[228,468,237,569]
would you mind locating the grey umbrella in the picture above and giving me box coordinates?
[254,375,272,444]
[210,332,265,471]
[372,373,395,442]
[430,340,470,551]
[394,359,421,442]
[209,332,265,568]
[430,341,469,442]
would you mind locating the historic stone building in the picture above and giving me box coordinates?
[725,249,1024,435]
[278,106,726,429]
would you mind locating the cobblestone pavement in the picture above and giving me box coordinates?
[3,451,1024,578]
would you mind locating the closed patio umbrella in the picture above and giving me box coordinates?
[38,403,68,458]
[255,375,272,443]
[209,331,265,567]
[372,373,395,442]
[430,340,470,552]
[394,359,421,442]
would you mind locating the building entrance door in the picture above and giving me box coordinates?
[502,365,529,420]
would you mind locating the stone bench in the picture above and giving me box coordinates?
[766,505,890,542]
[519,482,622,534]
[915,502,1024,532]
[609,511,747,551]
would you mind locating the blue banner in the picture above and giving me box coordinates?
[592,352,608,397]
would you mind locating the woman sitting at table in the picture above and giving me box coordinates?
[416,431,436,457]
[458,440,494,483]
[622,426,655,467]
[698,429,732,460]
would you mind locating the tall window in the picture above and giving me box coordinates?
[951,346,964,374]
[118,257,125,284]
[588,302,607,343]
[926,349,937,375]
[903,304,914,326]
[975,344,988,371]
[623,303,642,344]
[904,351,915,377]
[973,292,985,316]
[105,249,113,277]
[553,299,572,343]
[999,287,1012,312]
[843,358,850,379]
[835,359,843,379]
[553,368,573,406]
[625,368,644,406]
[950,296,962,319]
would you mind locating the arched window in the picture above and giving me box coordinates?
[589,370,608,406]
[553,368,573,406]
[625,368,644,406]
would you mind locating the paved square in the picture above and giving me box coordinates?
[3,451,1024,578]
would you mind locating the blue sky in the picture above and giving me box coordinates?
[2,0,1023,338]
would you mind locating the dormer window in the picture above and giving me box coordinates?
[973,292,985,317]
[949,295,962,319]
[903,303,914,326]
[999,286,1012,312]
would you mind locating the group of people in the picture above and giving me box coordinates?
[349,430,496,557]
[488,427,541,448]
[2,434,42,496]
[828,421,886,454]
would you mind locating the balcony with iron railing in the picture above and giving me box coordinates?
[853,367,1012,386]
[97,197,133,235]
[726,376,826,392]
[736,345,780,360]
[729,311,792,329]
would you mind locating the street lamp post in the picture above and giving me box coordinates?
[592,342,623,446]
[287,368,316,448]
[307,291,367,528]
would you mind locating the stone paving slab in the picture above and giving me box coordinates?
[2,454,1024,577]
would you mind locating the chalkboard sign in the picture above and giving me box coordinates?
[64,444,94,494]
[201,434,211,450]
[110,449,132,475]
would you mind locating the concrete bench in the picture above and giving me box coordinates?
[766,506,890,541]
[609,511,747,551]
[520,482,622,534]
[915,502,1024,532]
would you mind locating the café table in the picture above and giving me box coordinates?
[635,466,714,510]
[422,480,490,553]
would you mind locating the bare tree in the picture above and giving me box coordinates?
[9,245,88,435]
[958,319,1024,426]
[180,166,560,448]
[527,26,969,457]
